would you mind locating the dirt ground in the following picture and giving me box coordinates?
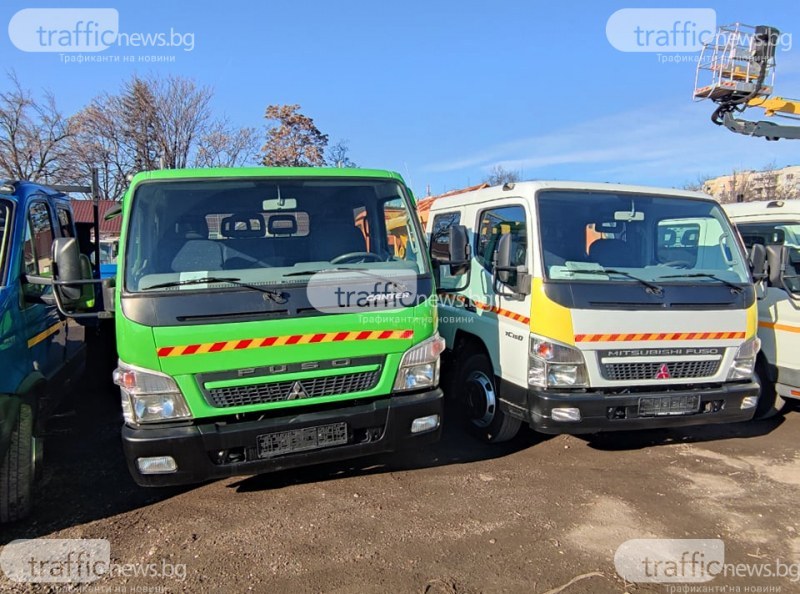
[2,377,800,594]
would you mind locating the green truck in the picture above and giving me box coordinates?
[50,168,446,486]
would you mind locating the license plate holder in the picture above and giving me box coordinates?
[256,422,349,459]
[638,394,701,417]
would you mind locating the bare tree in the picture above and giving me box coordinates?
[61,75,252,199]
[120,77,160,171]
[328,139,356,168]
[0,73,71,182]
[195,122,258,168]
[682,174,712,193]
[756,161,798,201]
[717,169,754,204]
[152,76,213,169]
[484,165,520,187]
[63,96,133,201]
[260,104,328,167]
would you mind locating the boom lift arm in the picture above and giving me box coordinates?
[694,23,800,141]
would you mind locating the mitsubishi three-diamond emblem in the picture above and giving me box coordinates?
[287,381,309,400]
[655,364,671,380]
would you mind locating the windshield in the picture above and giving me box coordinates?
[537,191,750,285]
[124,178,427,292]
[0,200,10,283]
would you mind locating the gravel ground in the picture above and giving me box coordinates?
[2,378,799,594]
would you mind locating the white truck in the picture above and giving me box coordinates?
[725,199,800,418]
[427,181,763,441]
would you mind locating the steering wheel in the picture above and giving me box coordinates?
[661,260,693,269]
[330,251,384,264]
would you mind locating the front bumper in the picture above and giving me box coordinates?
[121,389,443,487]
[499,381,758,434]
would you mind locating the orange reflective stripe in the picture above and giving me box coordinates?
[453,295,530,326]
[574,331,746,343]
[759,321,800,334]
[157,329,414,358]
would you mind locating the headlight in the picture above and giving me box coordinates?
[393,333,446,392]
[529,335,588,388]
[727,336,761,380]
[113,361,192,424]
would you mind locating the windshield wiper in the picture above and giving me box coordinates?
[657,273,744,294]
[566,267,663,295]
[142,276,289,303]
[283,267,409,292]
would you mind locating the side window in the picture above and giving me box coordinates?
[22,202,55,298]
[476,205,527,272]
[382,198,411,259]
[56,206,75,238]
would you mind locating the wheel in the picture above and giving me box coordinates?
[459,352,521,443]
[753,362,785,420]
[0,404,35,523]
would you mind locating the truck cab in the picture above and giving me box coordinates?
[724,200,800,418]
[427,181,760,441]
[0,180,89,522]
[50,168,444,487]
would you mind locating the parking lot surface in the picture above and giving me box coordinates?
[3,381,799,594]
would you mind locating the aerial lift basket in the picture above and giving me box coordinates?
[693,23,778,104]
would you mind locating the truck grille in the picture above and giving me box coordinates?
[601,360,720,382]
[205,370,382,408]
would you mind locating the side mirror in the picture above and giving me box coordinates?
[52,237,83,305]
[494,234,512,284]
[766,244,800,299]
[765,245,785,287]
[749,243,767,282]
[447,225,471,276]
[492,233,531,296]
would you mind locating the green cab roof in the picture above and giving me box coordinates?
[129,167,406,185]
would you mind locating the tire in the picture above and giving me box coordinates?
[458,352,521,443]
[0,403,35,523]
[753,362,786,420]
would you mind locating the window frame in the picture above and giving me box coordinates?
[474,203,528,273]
[0,199,13,287]
[22,198,55,302]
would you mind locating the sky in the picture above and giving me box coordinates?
[1,0,799,197]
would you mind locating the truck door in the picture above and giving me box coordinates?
[20,200,64,380]
[472,204,531,389]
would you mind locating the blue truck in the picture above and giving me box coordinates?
[0,179,101,522]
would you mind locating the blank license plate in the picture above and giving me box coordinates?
[639,395,701,417]
[257,422,348,459]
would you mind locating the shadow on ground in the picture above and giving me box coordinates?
[578,403,792,451]
[0,375,190,543]
[229,402,550,492]
[1,386,545,539]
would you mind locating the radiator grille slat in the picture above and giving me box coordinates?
[205,370,382,408]
[601,360,720,381]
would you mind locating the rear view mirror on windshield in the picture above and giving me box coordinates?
[614,210,645,222]
[262,197,297,211]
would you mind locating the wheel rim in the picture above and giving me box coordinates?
[465,370,496,428]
